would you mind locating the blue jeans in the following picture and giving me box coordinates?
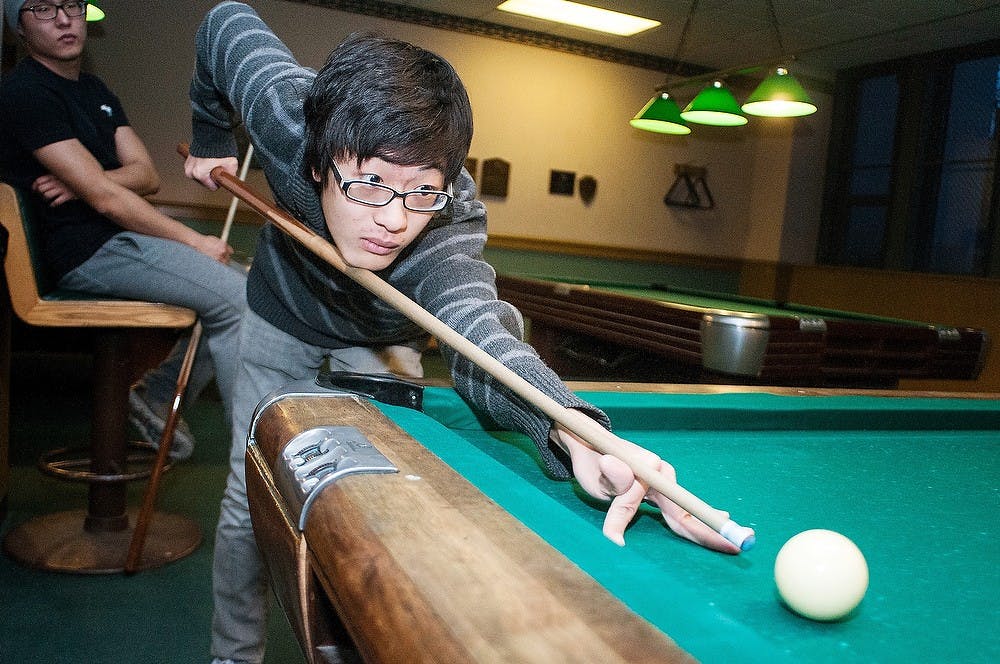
[59,231,247,422]
[211,309,423,664]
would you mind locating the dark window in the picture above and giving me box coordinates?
[841,74,899,266]
[820,42,1000,276]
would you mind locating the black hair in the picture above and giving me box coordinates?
[303,33,473,188]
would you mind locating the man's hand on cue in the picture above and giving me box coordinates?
[551,424,742,554]
[184,154,239,191]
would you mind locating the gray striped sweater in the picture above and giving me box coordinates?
[189,1,609,478]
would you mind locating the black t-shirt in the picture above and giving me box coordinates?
[0,57,127,281]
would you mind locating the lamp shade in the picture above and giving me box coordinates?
[681,81,748,126]
[629,93,690,135]
[86,2,105,21]
[742,67,816,117]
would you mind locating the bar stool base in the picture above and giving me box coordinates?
[2,508,201,574]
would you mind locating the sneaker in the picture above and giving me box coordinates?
[128,386,196,461]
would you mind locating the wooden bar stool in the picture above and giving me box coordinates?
[0,182,201,573]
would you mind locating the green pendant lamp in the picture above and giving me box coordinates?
[681,80,748,126]
[629,92,691,135]
[742,67,816,117]
[86,2,105,21]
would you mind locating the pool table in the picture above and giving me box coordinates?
[496,273,989,387]
[246,376,1000,663]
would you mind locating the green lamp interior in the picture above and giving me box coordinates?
[681,81,748,126]
[630,93,691,135]
[86,2,105,21]
[742,67,816,117]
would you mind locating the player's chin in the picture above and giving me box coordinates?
[343,250,398,272]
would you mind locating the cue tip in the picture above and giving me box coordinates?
[720,521,756,552]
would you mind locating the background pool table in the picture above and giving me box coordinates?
[496,274,989,388]
[247,379,1000,663]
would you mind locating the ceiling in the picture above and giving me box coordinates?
[383,1,1000,78]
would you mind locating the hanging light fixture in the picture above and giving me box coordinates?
[629,92,690,135]
[629,0,819,133]
[681,80,748,126]
[630,0,699,135]
[742,66,816,117]
[86,2,106,21]
[741,0,814,118]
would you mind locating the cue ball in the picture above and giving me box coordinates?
[774,529,869,621]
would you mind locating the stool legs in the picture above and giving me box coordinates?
[2,329,201,573]
[86,329,131,532]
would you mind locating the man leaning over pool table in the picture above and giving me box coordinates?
[184,3,740,662]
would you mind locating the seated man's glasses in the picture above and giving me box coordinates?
[20,1,88,20]
[331,163,452,213]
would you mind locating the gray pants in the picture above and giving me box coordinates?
[59,230,247,422]
[211,308,423,664]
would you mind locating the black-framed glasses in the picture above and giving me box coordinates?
[20,1,87,20]
[330,162,452,213]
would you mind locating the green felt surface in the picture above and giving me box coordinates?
[484,249,742,295]
[377,388,1000,664]
[596,283,935,328]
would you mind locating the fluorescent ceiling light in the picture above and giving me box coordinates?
[497,0,660,37]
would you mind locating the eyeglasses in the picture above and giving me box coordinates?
[330,162,452,213]
[20,1,87,20]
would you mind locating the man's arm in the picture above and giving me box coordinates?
[105,125,161,196]
[188,2,312,204]
[31,126,161,205]
[190,2,304,159]
[32,134,232,263]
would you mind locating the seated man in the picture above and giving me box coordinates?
[0,0,247,457]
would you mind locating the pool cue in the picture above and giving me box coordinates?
[176,144,756,552]
[125,145,255,573]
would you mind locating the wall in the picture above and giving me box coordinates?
[8,2,995,392]
[77,0,831,265]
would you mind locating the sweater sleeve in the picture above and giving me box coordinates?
[402,170,611,479]
[189,3,311,174]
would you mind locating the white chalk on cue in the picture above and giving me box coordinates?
[720,521,757,551]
